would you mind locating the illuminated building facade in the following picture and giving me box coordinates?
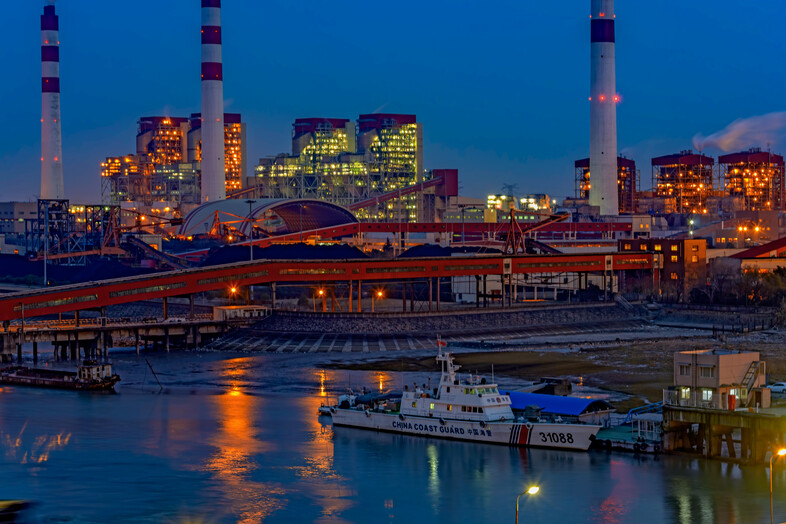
[719,148,784,212]
[101,155,145,205]
[251,114,424,222]
[102,113,246,205]
[575,156,637,214]
[151,163,200,205]
[652,150,714,215]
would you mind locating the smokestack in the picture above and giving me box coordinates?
[40,0,64,200]
[200,0,225,203]
[589,0,618,215]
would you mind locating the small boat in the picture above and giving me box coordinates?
[325,349,600,451]
[0,360,120,391]
[0,500,31,522]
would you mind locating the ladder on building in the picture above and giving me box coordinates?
[742,361,763,404]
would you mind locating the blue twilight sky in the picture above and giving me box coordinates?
[1,0,784,204]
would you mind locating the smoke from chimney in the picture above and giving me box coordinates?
[693,111,786,152]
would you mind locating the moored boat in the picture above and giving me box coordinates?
[0,360,120,391]
[326,350,600,451]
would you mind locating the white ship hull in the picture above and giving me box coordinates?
[331,409,599,451]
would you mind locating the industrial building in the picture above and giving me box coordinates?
[651,150,714,215]
[249,114,424,222]
[719,148,785,212]
[574,156,637,214]
[101,113,246,206]
[619,238,706,299]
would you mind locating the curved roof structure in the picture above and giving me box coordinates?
[179,198,357,237]
[501,391,612,416]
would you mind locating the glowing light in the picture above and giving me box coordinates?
[527,486,540,495]
[230,287,237,294]
[778,448,786,457]
[599,95,606,102]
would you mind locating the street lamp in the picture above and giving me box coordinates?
[771,448,786,524]
[515,486,540,524]
[373,290,383,312]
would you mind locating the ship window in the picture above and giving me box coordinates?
[429,403,435,410]
[478,407,484,413]
[412,402,417,408]
[446,387,450,393]
[447,405,452,411]
[465,388,469,394]
[461,406,466,412]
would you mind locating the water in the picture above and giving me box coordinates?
[0,351,783,523]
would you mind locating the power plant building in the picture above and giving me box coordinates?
[575,156,636,214]
[101,114,246,206]
[251,114,423,222]
[719,148,784,212]
[652,150,714,215]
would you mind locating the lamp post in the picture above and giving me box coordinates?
[373,290,383,313]
[515,486,539,524]
[771,448,786,524]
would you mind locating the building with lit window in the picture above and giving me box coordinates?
[719,148,784,212]
[102,113,246,206]
[575,156,637,214]
[101,155,146,205]
[619,238,706,298]
[250,114,425,222]
[652,151,714,215]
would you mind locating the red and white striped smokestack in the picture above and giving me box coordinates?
[41,0,64,200]
[200,0,225,203]
[589,0,618,216]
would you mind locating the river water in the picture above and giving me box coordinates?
[0,350,782,523]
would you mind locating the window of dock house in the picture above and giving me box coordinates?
[680,387,690,399]
[699,366,715,378]
[702,389,713,401]
[679,364,690,376]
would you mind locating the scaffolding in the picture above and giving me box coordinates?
[25,199,84,264]
[652,150,714,215]
[719,148,785,211]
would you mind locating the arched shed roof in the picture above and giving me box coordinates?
[179,198,357,237]
[501,391,613,416]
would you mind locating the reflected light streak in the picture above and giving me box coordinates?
[427,444,440,508]
[292,395,355,518]
[204,361,285,523]
[1,421,71,464]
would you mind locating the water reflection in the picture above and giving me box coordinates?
[293,395,355,519]
[204,358,284,523]
[0,421,71,464]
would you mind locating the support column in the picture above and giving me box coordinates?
[271,282,277,309]
[436,277,441,311]
[75,310,80,327]
[135,329,140,355]
[428,278,433,312]
[33,341,38,362]
[409,281,414,312]
[357,281,361,313]
[349,280,354,312]
[483,275,487,308]
[164,328,170,352]
[189,294,195,319]
[402,281,407,312]
[500,275,505,309]
[162,297,169,320]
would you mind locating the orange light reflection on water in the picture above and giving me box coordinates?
[205,386,284,523]
[0,421,71,464]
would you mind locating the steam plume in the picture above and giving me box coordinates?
[693,111,786,152]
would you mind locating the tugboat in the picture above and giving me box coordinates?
[327,349,600,451]
[0,360,120,391]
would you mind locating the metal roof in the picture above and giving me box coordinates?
[178,198,357,237]
[501,391,612,416]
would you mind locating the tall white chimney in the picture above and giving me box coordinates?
[40,0,64,200]
[200,0,225,203]
[589,0,618,215]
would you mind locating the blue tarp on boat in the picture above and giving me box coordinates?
[500,391,612,416]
